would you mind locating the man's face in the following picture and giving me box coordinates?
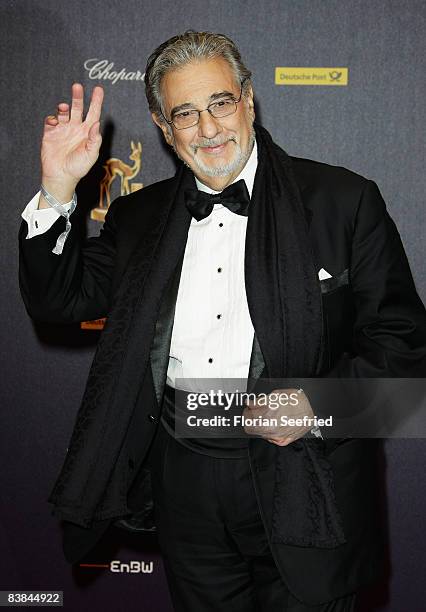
[152,57,255,189]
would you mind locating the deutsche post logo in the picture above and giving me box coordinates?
[91,140,143,222]
[275,67,348,86]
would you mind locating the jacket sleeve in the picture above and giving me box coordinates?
[19,199,121,324]
[304,180,426,438]
[326,179,426,378]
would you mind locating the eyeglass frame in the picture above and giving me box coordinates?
[160,78,248,130]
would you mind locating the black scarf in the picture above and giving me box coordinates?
[48,124,345,548]
[245,124,322,379]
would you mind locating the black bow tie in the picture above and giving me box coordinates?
[184,179,250,221]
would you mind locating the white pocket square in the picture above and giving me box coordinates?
[318,268,332,281]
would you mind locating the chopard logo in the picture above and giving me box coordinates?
[84,58,145,84]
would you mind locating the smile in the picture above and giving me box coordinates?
[197,141,230,155]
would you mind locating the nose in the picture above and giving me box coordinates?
[197,109,221,140]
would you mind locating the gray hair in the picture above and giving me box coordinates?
[144,30,252,120]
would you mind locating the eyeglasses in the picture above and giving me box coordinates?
[162,79,247,130]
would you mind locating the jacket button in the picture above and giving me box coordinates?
[148,414,158,424]
[128,458,135,469]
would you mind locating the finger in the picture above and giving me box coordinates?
[266,437,285,445]
[70,83,84,123]
[45,115,59,125]
[86,121,102,153]
[85,85,104,125]
[44,115,59,129]
[244,425,278,437]
[274,428,308,441]
[56,102,70,124]
[244,401,265,413]
[267,437,292,446]
[267,426,309,444]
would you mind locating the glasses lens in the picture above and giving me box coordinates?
[210,99,237,118]
[173,110,199,129]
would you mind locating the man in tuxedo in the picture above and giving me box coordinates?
[19,31,426,611]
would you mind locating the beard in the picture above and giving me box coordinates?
[172,126,255,179]
[191,128,255,178]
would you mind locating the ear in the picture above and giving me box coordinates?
[244,84,255,117]
[151,112,174,147]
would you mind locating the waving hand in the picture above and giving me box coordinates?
[39,83,104,207]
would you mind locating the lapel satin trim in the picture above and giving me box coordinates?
[150,253,185,405]
[247,334,266,391]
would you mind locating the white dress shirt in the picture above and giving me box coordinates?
[167,142,257,390]
[21,192,73,238]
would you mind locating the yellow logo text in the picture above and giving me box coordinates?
[275,67,348,86]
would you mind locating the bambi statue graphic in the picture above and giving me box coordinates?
[91,140,143,221]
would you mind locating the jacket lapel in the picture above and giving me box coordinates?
[247,334,266,390]
[150,254,185,405]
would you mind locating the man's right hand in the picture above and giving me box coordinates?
[38,83,104,209]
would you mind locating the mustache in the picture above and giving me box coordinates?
[191,135,236,153]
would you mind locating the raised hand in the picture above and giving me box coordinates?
[39,83,104,207]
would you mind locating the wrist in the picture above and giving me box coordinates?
[39,177,77,209]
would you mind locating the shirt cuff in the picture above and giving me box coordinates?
[21,191,74,239]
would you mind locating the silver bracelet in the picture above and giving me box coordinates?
[297,388,324,440]
[310,425,324,440]
[40,185,77,255]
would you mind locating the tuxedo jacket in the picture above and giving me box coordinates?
[19,154,426,604]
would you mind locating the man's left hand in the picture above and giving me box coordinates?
[243,388,314,446]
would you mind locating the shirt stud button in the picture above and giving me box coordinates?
[219,222,223,227]
[217,267,222,273]
[208,358,213,363]
[217,314,222,319]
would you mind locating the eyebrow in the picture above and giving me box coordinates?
[170,89,238,116]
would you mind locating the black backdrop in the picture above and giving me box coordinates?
[1,1,425,609]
